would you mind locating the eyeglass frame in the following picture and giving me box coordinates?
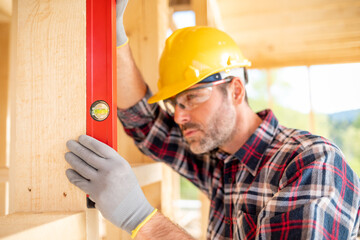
[162,76,234,116]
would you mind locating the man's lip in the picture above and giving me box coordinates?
[183,129,199,137]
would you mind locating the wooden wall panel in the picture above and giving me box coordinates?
[217,0,360,68]
[9,0,87,213]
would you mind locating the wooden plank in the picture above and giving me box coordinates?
[0,0,11,16]
[0,183,8,216]
[0,212,86,240]
[171,3,191,12]
[207,0,224,30]
[217,0,360,67]
[0,167,8,183]
[9,0,86,213]
[0,23,9,169]
[191,0,223,29]
[161,164,180,221]
[132,163,163,187]
[86,209,100,240]
[0,12,10,23]
[199,192,210,240]
[0,21,10,217]
[191,0,208,26]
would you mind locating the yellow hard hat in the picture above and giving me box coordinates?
[148,26,251,104]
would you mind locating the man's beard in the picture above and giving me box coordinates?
[182,103,236,154]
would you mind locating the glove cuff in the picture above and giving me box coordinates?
[116,18,128,47]
[131,208,158,239]
[111,184,154,234]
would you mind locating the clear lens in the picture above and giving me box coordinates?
[162,78,229,117]
[163,99,176,116]
[177,87,213,109]
[163,87,214,116]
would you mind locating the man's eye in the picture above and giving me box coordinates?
[186,94,198,101]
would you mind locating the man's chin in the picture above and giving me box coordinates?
[188,141,214,155]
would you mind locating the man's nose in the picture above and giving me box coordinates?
[173,105,190,125]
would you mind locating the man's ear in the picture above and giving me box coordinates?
[231,77,245,104]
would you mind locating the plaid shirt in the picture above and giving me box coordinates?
[118,91,360,240]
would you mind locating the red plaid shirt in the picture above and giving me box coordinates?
[118,91,360,239]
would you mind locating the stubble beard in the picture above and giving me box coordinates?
[185,103,236,154]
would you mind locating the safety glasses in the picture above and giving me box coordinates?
[162,77,233,116]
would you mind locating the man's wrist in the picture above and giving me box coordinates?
[135,211,194,239]
[131,208,158,239]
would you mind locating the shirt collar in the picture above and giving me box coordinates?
[233,109,279,176]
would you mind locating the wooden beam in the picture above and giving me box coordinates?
[207,0,224,29]
[191,0,208,26]
[132,163,163,187]
[0,167,8,183]
[86,209,100,240]
[161,164,180,220]
[0,212,86,240]
[217,0,360,67]
[8,0,86,213]
[199,191,210,240]
[172,3,191,12]
[0,22,10,168]
[0,11,10,23]
[0,0,11,16]
[191,0,223,28]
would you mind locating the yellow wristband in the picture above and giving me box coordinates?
[117,38,129,49]
[131,208,158,239]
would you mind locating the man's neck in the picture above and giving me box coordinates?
[220,106,263,154]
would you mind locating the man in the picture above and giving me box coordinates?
[65,0,360,239]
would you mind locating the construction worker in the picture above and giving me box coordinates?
[64,0,360,239]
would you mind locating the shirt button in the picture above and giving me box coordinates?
[229,177,233,183]
[226,219,231,224]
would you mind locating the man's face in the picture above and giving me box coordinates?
[174,85,237,154]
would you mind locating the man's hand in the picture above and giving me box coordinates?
[116,0,129,47]
[65,135,154,234]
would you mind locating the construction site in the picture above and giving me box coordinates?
[0,0,360,239]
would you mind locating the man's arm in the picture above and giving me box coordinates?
[116,45,147,109]
[136,212,194,240]
[115,0,146,109]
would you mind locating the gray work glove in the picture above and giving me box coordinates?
[116,0,129,47]
[65,135,154,234]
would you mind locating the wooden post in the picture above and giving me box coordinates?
[0,7,10,216]
[191,0,224,29]
[8,0,87,213]
[192,0,208,26]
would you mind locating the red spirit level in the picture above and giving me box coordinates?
[86,0,117,208]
